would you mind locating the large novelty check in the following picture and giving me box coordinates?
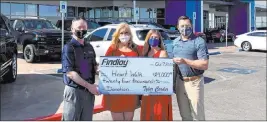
[98,57,173,95]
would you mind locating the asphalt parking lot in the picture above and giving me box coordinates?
[1,46,266,120]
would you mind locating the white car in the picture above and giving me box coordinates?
[234,30,266,51]
[84,24,170,63]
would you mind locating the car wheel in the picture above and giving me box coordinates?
[24,44,36,63]
[2,54,17,83]
[241,41,252,51]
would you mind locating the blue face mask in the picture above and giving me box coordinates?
[148,38,160,47]
[179,27,192,37]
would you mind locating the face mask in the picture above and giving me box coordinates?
[119,35,130,43]
[179,27,192,37]
[148,38,160,47]
[74,30,87,39]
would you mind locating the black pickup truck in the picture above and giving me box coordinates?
[10,18,72,63]
[0,14,17,83]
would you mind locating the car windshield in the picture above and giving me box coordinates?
[136,29,170,41]
[24,20,57,30]
[87,21,100,29]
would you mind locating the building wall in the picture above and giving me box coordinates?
[1,0,258,32]
[2,0,114,7]
[228,2,249,35]
[165,1,186,25]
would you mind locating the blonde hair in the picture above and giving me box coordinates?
[110,22,136,50]
[142,29,165,56]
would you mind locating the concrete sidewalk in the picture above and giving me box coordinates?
[207,42,238,53]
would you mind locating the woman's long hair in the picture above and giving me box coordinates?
[142,29,165,56]
[110,22,137,50]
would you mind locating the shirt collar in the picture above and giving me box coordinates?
[179,34,197,41]
[71,38,85,47]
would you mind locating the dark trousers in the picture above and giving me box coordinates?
[62,85,95,121]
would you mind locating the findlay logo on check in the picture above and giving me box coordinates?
[101,58,129,67]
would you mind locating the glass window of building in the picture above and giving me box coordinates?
[25,4,37,17]
[156,8,164,18]
[85,8,90,18]
[95,8,101,18]
[113,6,119,18]
[119,7,131,18]
[89,8,94,19]
[100,6,113,18]
[39,5,59,17]
[67,6,76,17]
[78,7,86,18]
[1,2,11,16]
[140,8,149,18]
[11,3,25,16]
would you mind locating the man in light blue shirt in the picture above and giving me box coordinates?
[172,16,209,121]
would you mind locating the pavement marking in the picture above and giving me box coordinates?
[214,72,227,81]
[218,68,257,75]
[209,51,221,55]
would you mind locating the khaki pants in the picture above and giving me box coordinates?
[175,76,205,121]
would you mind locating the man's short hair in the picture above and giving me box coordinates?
[72,16,86,22]
[71,16,87,29]
[177,16,192,25]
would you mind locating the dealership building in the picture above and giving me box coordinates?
[1,0,266,35]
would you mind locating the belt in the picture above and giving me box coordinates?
[183,75,201,82]
[77,86,89,92]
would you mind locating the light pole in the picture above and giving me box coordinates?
[226,13,228,47]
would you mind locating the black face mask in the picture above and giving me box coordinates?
[74,30,87,39]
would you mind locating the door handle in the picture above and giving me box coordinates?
[96,45,100,48]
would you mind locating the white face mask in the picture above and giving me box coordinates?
[119,35,130,43]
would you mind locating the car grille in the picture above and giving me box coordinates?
[45,36,72,45]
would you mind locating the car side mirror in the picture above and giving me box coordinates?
[15,27,24,32]
[0,28,9,37]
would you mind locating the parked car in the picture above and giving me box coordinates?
[0,13,17,83]
[10,18,72,63]
[129,22,180,40]
[234,30,266,51]
[97,20,129,26]
[205,28,235,42]
[84,24,171,63]
[55,19,101,32]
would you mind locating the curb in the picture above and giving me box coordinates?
[25,104,105,121]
